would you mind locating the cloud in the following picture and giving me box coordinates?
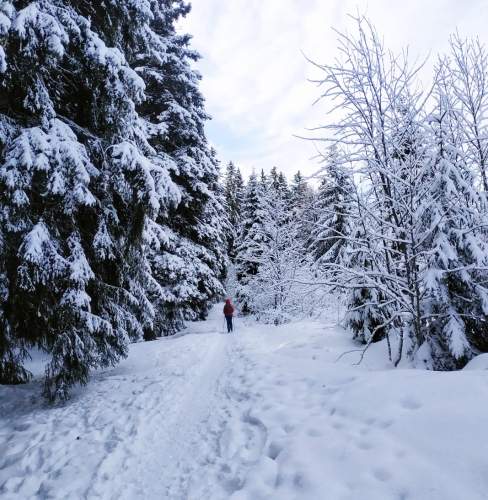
[180,0,488,180]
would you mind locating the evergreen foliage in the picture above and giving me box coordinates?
[0,0,227,399]
[224,161,244,258]
[309,148,352,267]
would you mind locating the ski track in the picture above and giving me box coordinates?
[1,307,488,499]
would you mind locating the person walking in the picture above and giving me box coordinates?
[223,298,234,333]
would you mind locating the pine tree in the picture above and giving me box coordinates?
[0,0,170,399]
[223,161,243,258]
[259,169,268,193]
[134,1,227,331]
[290,171,308,210]
[342,226,391,345]
[276,171,289,203]
[235,167,245,205]
[235,172,267,313]
[309,148,353,266]
[420,69,488,368]
[268,166,279,191]
[0,0,226,398]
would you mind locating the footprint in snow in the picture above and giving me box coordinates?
[12,422,30,432]
[267,440,283,460]
[283,423,295,434]
[401,398,422,410]
[378,418,394,429]
[373,467,392,482]
[306,428,322,438]
[356,440,373,451]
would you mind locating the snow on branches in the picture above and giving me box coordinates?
[309,15,488,369]
[0,0,227,400]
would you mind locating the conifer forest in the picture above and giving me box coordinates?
[1,2,488,499]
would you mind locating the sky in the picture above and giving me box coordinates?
[180,0,488,181]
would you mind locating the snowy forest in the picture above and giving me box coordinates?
[2,2,488,402]
[229,18,488,373]
[2,2,488,499]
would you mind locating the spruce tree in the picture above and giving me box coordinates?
[224,161,243,258]
[309,148,352,266]
[420,76,488,368]
[290,171,309,210]
[0,0,170,399]
[342,226,391,345]
[133,1,227,331]
[235,172,267,313]
[235,167,245,207]
[276,171,289,202]
[0,0,227,397]
[259,169,268,192]
[268,166,279,191]
[224,161,237,215]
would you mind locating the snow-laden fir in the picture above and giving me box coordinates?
[0,1,227,400]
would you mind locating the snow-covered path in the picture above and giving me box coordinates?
[1,306,488,499]
[0,307,236,499]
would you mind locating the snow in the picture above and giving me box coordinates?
[0,45,6,73]
[464,353,488,370]
[1,306,487,499]
[13,4,68,58]
[19,222,52,264]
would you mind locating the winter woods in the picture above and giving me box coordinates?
[227,16,488,371]
[1,4,487,403]
[0,1,227,400]
[228,165,316,324]
[309,17,488,369]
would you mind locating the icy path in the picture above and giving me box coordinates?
[1,307,488,499]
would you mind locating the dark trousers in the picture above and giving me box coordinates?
[225,316,233,333]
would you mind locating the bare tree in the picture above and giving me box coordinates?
[309,16,488,368]
[448,34,488,192]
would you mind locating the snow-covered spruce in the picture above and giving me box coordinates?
[135,1,228,332]
[234,171,267,314]
[223,161,245,259]
[308,146,353,270]
[0,1,226,399]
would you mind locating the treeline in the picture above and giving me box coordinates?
[228,17,488,371]
[224,163,319,324]
[0,1,227,400]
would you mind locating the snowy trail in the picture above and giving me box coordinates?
[0,307,239,499]
[2,307,488,499]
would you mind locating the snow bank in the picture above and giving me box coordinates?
[463,353,488,370]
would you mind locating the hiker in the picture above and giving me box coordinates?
[223,298,234,333]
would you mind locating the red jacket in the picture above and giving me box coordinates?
[223,303,234,317]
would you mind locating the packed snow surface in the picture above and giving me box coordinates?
[1,306,487,499]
